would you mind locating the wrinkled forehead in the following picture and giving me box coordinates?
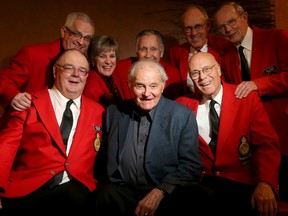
[135,65,161,81]
[138,35,160,47]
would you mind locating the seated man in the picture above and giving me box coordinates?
[92,59,212,216]
[176,52,280,216]
[0,49,105,215]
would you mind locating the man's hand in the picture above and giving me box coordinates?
[11,92,32,111]
[135,188,165,216]
[234,81,258,99]
[251,182,278,216]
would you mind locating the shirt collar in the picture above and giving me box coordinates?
[51,85,81,110]
[238,26,253,51]
[199,44,208,53]
[190,43,208,53]
[132,107,155,122]
[202,84,223,107]
[213,85,223,106]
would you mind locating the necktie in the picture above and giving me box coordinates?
[46,99,73,188]
[209,100,219,155]
[105,76,122,103]
[238,46,250,81]
[60,99,74,147]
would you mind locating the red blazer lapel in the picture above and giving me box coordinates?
[32,88,65,153]
[217,82,238,154]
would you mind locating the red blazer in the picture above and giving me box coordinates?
[83,69,120,107]
[0,40,61,110]
[221,26,288,157]
[0,88,104,197]
[113,57,183,100]
[176,82,280,193]
[169,34,233,94]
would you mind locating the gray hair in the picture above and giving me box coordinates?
[128,59,168,87]
[215,2,245,17]
[64,12,95,30]
[135,29,164,53]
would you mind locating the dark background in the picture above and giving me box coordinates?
[0,0,287,70]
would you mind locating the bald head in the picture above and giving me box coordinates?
[189,52,218,71]
[188,52,222,100]
[182,4,209,24]
[181,4,210,51]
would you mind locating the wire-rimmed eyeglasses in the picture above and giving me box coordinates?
[64,26,92,43]
[55,64,89,76]
[216,13,244,32]
[189,64,217,80]
[184,20,207,33]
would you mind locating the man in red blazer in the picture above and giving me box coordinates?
[0,49,105,214]
[113,29,183,100]
[0,12,95,113]
[169,4,233,95]
[176,52,280,216]
[214,2,288,202]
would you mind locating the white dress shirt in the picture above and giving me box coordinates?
[48,86,81,184]
[196,86,222,145]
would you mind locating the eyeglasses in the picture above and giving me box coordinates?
[64,26,92,43]
[184,20,207,33]
[216,13,244,32]
[190,64,217,79]
[55,64,89,76]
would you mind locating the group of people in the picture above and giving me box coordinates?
[0,1,287,216]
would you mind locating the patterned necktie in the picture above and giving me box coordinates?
[105,76,122,103]
[209,99,219,155]
[60,99,74,147]
[238,46,250,81]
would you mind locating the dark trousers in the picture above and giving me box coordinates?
[279,153,288,201]
[90,182,214,216]
[1,179,91,215]
[200,175,258,216]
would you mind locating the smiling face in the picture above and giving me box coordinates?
[88,36,119,77]
[214,4,248,45]
[136,34,164,62]
[61,19,94,54]
[129,60,165,111]
[94,49,117,77]
[53,49,89,99]
[189,52,222,100]
[182,6,210,51]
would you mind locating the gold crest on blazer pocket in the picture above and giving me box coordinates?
[93,125,102,152]
[238,135,251,166]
